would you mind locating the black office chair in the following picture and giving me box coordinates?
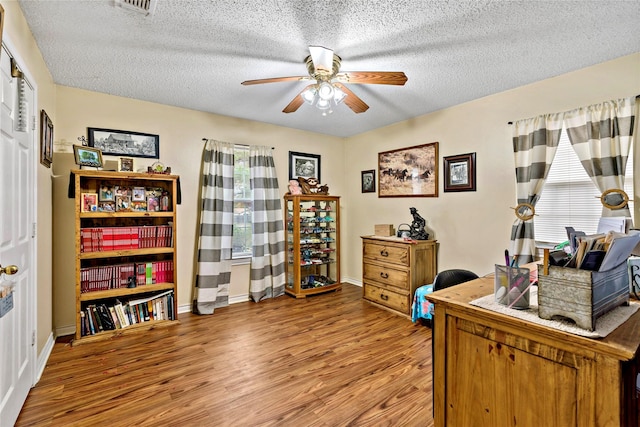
[430,269,478,417]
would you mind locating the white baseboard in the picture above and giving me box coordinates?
[229,294,249,304]
[342,277,362,287]
[55,325,75,337]
[35,332,55,383]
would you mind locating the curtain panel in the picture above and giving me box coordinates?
[194,140,234,315]
[564,97,635,217]
[249,145,286,301]
[510,113,563,264]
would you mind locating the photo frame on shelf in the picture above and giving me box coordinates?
[40,109,53,168]
[98,185,114,202]
[443,152,476,192]
[81,193,98,212]
[73,145,103,168]
[289,151,321,182]
[119,157,134,172]
[361,169,376,193]
[88,127,159,159]
[378,142,438,197]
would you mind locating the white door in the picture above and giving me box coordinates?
[0,47,36,427]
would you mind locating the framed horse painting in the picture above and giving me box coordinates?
[378,142,439,197]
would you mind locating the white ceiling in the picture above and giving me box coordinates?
[17,0,640,138]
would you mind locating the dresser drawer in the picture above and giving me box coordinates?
[364,283,409,314]
[363,262,409,290]
[363,242,409,266]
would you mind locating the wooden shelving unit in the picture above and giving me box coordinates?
[72,170,179,344]
[284,195,341,298]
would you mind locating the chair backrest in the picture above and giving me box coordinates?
[433,269,479,292]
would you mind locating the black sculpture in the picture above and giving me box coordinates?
[409,207,429,240]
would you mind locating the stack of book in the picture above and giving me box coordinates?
[80,225,173,252]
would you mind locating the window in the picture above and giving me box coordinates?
[535,129,634,244]
[233,145,252,258]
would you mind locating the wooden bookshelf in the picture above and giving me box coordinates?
[72,170,179,345]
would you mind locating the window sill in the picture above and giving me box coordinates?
[232,256,251,266]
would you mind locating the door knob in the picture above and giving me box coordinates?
[0,264,19,275]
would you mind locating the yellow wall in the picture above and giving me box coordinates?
[3,1,57,354]
[343,53,640,281]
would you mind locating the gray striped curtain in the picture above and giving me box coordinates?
[510,113,563,263]
[564,97,635,217]
[249,145,286,301]
[194,140,234,314]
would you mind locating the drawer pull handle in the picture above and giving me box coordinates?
[380,272,389,279]
[380,293,389,301]
[380,250,389,257]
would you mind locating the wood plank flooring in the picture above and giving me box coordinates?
[16,284,435,426]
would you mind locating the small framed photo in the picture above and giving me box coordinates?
[40,109,53,168]
[114,186,131,197]
[81,193,98,212]
[115,195,131,211]
[131,201,147,212]
[73,145,103,168]
[119,157,134,172]
[443,152,476,192]
[289,151,321,182]
[98,202,115,212]
[99,184,114,201]
[132,187,146,201]
[147,196,159,212]
[361,170,376,193]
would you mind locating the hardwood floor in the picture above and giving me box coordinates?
[16,284,434,426]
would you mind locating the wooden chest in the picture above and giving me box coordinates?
[361,236,437,317]
[537,262,629,331]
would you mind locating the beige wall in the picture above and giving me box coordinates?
[3,1,57,354]
[343,53,640,281]
[51,86,344,333]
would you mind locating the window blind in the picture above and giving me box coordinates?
[534,129,634,244]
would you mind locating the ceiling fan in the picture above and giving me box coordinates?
[241,46,408,114]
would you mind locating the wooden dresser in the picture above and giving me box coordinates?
[427,275,640,427]
[361,236,437,317]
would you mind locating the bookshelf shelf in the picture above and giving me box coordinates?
[73,170,179,345]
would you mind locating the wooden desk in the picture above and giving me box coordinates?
[427,275,640,427]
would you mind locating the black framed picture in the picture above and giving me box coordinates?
[88,127,159,159]
[443,152,476,192]
[73,145,103,168]
[289,151,321,182]
[361,169,375,193]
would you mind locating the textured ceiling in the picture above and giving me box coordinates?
[17,0,640,137]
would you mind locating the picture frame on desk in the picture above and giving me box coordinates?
[443,152,476,192]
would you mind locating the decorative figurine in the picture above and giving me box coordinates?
[288,179,303,195]
[409,207,429,240]
[297,176,329,195]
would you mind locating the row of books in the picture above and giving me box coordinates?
[80,290,175,336]
[80,225,173,252]
[80,260,174,293]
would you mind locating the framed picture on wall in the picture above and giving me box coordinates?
[40,110,53,168]
[378,142,439,197]
[88,127,159,159]
[443,152,476,192]
[361,170,375,193]
[289,151,321,182]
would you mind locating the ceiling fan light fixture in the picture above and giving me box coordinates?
[316,98,331,110]
[333,86,347,105]
[317,82,334,101]
[301,86,317,105]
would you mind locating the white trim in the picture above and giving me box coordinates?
[229,294,249,304]
[55,325,76,337]
[2,32,39,389]
[177,304,192,314]
[342,278,362,287]
[35,333,55,382]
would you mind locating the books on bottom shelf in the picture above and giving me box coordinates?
[80,290,175,337]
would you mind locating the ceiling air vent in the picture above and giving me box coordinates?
[114,0,158,16]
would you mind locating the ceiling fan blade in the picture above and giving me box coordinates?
[335,71,408,86]
[282,84,315,113]
[308,46,334,72]
[333,83,369,114]
[241,76,310,86]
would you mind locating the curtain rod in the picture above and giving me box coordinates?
[202,138,274,149]
[507,94,640,125]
